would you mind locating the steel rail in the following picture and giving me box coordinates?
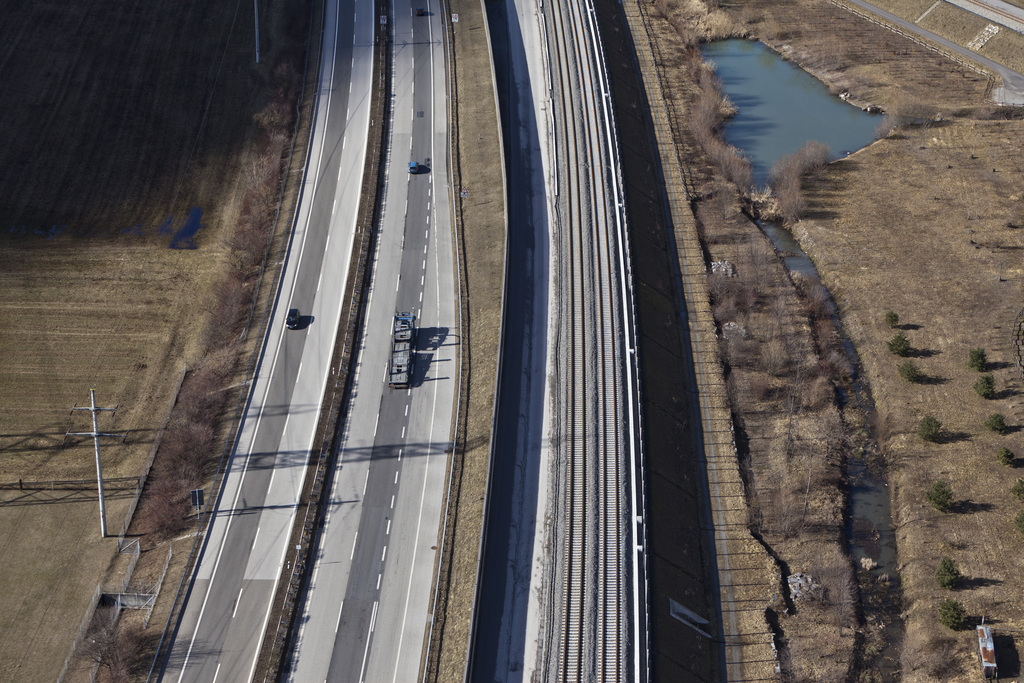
[547,0,631,676]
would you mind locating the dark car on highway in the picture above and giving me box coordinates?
[286,308,300,329]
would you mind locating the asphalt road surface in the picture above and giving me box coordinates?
[285,0,458,679]
[161,1,375,680]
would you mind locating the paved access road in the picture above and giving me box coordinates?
[285,0,457,679]
[161,1,375,680]
[841,0,1024,104]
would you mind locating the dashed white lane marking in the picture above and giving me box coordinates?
[232,587,244,618]
[351,532,359,560]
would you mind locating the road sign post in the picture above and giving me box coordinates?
[190,488,205,517]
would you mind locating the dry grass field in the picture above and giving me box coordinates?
[861,0,1024,74]
[0,0,299,679]
[638,0,1024,677]
[980,27,1024,74]
[918,2,991,45]
[799,118,1024,680]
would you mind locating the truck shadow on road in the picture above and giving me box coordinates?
[409,325,454,387]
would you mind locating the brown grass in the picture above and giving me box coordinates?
[979,26,1024,74]
[695,196,858,678]
[0,0,308,679]
[917,3,989,46]
[798,116,1024,681]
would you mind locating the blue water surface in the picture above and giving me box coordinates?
[703,40,880,187]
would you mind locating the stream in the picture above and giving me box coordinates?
[704,39,902,675]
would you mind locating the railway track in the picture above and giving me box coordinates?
[544,0,645,677]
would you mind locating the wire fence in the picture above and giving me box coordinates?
[114,360,188,551]
[56,583,103,683]
[1013,307,1024,385]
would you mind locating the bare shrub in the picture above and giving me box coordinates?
[746,372,773,402]
[704,138,753,191]
[802,375,834,411]
[254,100,292,133]
[746,237,774,291]
[163,420,214,488]
[804,282,831,320]
[103,622,147,682]
[796,140,831,176]
[823,348,852,381]
[142,479,189,538]
[773,177,805,223]
[759,336,788,376]
[713,293,738,322]
[735,280,759,313]
[812,545,857,626]
[891,96,939,127]
[769,481,801,538]
[901,628,959,679]
[874,114,896,139]
[768,141,830,222]
[232,217,269,271]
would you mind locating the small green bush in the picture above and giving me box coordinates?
[885,311,900,328]
[887,332,911,357]
[985,413,1007,434]
[936,556,961,590]
[998,447,1015,466]
[898,360,922,383]
[1012,478,1024,501]
[973,374,995,399]
[1015,509,1024,537]
[919,415,942,442]
[938,598,966,630]
[968,347,988,372]
[927,480,954,512]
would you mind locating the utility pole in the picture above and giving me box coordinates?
[68,390,126,538]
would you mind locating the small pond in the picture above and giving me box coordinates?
[704,39,899,676]
[703,39,880,187]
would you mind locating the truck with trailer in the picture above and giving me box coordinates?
[388,312,415,389]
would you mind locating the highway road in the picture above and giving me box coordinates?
[285,0,457,679]
[160,0,375,680]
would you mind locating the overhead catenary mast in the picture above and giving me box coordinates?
[68,390,126,538]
